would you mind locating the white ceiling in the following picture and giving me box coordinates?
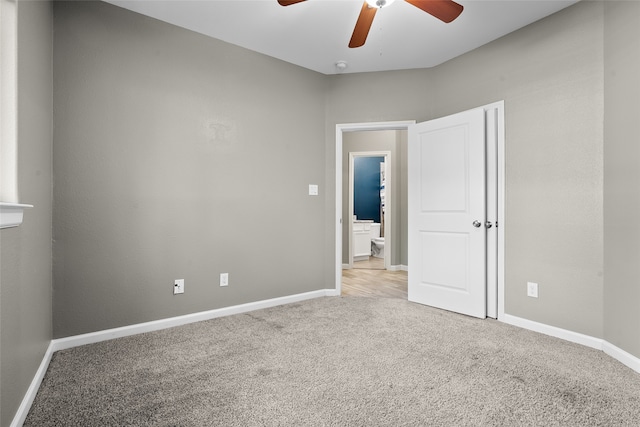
[104,0,580,75]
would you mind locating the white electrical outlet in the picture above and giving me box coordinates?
[220,273,229,287]
[527,281,538,298]
[174,279,184,295]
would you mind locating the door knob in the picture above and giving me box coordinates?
[485,221,493,229]
[472,220,482,228]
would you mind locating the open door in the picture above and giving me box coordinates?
[408,108,486,318]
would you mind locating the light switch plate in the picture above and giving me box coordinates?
[309,184,318,196]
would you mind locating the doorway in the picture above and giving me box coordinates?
[349,151,390,271]
[335,102,504,320]
[335,121,414,297]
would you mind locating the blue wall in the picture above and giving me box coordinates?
[354,157,384,223]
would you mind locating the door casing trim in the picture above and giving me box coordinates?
[334,105,504,321]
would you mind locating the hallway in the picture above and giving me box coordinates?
[341,259,407,299]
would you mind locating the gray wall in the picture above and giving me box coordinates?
[53,0,639,357]
[432,2,605,338]
[53,1,328,338]
[603,1,640,357]
[0,1,53,425]
[341,130,407,267]
[4,3,638,423]
[327,1,606,339]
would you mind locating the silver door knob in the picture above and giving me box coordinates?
[472,220,482,228]
[485,221,493,229]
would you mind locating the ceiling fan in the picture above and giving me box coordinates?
[277,0,464,48]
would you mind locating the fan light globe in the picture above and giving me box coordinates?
[366,0,396,9]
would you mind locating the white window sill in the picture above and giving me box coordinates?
[0,202,33,229]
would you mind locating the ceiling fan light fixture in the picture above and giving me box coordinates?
[279,0,463,49]
[365,0,396,9]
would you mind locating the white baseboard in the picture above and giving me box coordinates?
[603,340,640,373]
[52,289,333,352]
[11,289,334,426]
[342,264,407,272]
[10,342,55,427]
[502,314,603,349]
[502,314,640,374]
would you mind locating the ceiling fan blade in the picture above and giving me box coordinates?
[404,0,463,23]
[349,2,378,48]
[277,0,307,6]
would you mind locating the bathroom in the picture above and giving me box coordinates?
[352,156,386,268]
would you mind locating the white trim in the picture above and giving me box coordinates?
[51,289,332,352]
[502,314,640,374]
[1,0,19,203]
[337,121,416,133]
[502,314,603,350]
[496,102,506,321]
[342,264,406,272]
[481,101,505,320]
[485,107,498,318]
[10,342,55,427]
[603,341,640,373]
[1,202,34,229]
[335,126,343,294]
[335,121,415,295]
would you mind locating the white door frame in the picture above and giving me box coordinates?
[348,151,392,270]
[335,121,414,296]
[334,106,504,320]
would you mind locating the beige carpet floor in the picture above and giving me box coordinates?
[25,296,640,426]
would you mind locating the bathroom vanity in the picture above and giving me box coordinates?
[353,220,373,262]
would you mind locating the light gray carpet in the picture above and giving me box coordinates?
[25,297,640,426]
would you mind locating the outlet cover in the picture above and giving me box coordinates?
[174,279,184,295]
[220,273,229,287]
[527,281,538,298]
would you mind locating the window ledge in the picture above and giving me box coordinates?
[0,202,34,229]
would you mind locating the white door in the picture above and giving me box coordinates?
[408,108,486,318]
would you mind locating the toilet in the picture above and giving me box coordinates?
[371,237,385,258]
[370,223,385,259]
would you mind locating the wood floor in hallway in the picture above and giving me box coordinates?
[342,257,407,299]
